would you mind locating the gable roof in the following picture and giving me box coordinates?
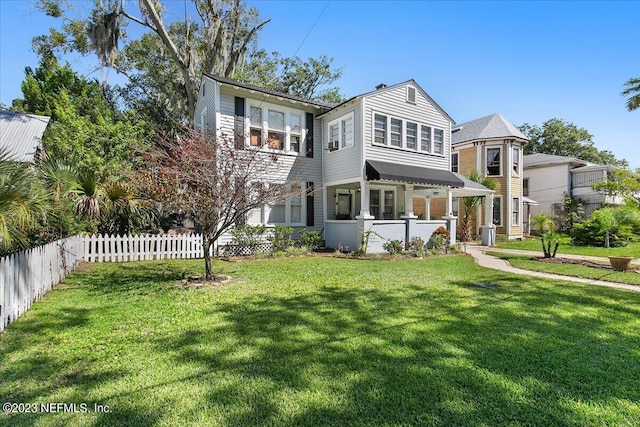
[317,79,455,124]
[451,113,527,144]
[0,110,50,162]
[202,74,335,109]
[523,153,591,168]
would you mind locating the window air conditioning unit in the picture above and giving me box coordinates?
[327,140,339,151]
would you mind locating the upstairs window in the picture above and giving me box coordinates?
[249,106,262,146]
[374,114,387,144]
[406,122,417,150]
[433,129,444,154]
[390,118,402,147]
[512,146,520,176]
[327,112,354,151]
[267,110,285,150]
[421,126,431,152]
[290,114,302,153]
[523,178,529,197]
[486,147,501,176]
[342,116,353,148]
[451,152,459,173]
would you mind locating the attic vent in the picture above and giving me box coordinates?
[407,86,416,103]
[375,83,387,90]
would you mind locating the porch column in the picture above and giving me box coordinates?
[445,188,453,216]
[402,185,417,250]
[357,180,373,219]
[484,193,494,225]
[402,185,417,218]
[425,197,431,220]
[443,188,457,244]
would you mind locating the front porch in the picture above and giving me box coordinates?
[323,162,494,253]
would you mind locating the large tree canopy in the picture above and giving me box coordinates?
[519,118,628,168]
[36,0,344,127]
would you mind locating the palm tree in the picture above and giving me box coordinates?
[622,77,640,111]
[459,170,497,242]
[0,149,48,254]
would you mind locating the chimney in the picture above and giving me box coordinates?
[375,83,387,90]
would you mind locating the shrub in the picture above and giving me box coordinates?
[428,226,450,252]
[570,206,637,247]
[268,225,294,252]
[300,229,323,249]
[229,224,267,255]
[409,236,426,255]
[382,240,404,255]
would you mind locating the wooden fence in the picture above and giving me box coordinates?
[0,235,83,333]
[82,233,203,262]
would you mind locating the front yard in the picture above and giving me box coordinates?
[1,256,640,426]
[496,236,640,258]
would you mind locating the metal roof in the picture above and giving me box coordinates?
[452,113,527,144]
[523,153,590,168]
[0,110,50,162]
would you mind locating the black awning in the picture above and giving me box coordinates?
[365,160,464,187]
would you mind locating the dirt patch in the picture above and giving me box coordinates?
[176,274,232,289]
[73,262,96,273]
[532,257,640,273]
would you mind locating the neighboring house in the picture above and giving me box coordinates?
[0,110,50,162]
[194,76,493,253]
[427,113,534,239]
[523,153,623,219]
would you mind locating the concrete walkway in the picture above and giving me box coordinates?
[465,245,640,293]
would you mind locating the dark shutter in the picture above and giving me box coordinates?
[305,112,314,158]
[234,97,245,149]
[306,182,314,226]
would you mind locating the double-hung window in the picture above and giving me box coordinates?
[268,183,304,225]
[374,114,387,144]
[290,114,302,153]
[390,118,402,147]
[267,110,285,150]
[433,129,443,154]
[451,152,459,173]
[512,146,520,176]
[290,184,302,223]
[486,147,501,176]
[250,106,262,146]
[406,122,417,150]
[341,116,353,148]
[492,197,502,227]
[512,197,520,226]
[327,113,354,151]
[421,125,432,152]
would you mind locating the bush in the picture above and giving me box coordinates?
[299,229,323,249]
[268,225,294,252]
[428,226,450,252]
[229,224,267,254]
[409,236,426,256]
[570,206,638,247]
[382,240,404,255]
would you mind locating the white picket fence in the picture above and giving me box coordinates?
[82,233,203,262]
[0,235,83,333]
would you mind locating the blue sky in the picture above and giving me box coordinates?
[1,0,639,168]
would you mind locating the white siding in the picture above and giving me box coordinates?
[323,102,364,183]
[524,164,571,216]
[193,77,217,131]
[364,84,452,170]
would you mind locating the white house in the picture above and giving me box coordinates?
[0,110,50,162]
[194,76,494,252]
[523,153,624,219]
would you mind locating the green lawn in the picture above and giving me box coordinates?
[487,251,640,286]
[1,256,640,426]
[496,236,640,258]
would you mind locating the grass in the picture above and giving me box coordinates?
[496,236,640,258]
[487,251,640,286]
[1,256,640,426]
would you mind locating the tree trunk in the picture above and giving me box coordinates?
[203,235,213,280]
[604,230,610,248]
[552,242,559,258]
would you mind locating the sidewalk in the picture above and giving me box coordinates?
[465,245,640,293]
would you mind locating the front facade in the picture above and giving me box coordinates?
[524,153,623,219]
[194,77,493,252]
[428,114,530,239]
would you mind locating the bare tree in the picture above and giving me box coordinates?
[140,127,304,279]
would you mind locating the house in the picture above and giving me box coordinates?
[194,76,494,253]
[425,113,535,239]
[0,110,50,162]
[523,153,623,219]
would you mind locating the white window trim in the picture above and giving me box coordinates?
[327,112,355,152]
[485,146,503,177]
[512,146,521,177]
[245,101,307,156]
[265,182,306,226]
[492,195,503,227]
[368,185,396,220]
[512,196,521,227]
[370,111,445,157]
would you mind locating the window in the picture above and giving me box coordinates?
[407,86,416,103]
[370,189,380,219]
[433,129,443,154]
[267,110,285,150]
[523,178,529,197]
[383,190,394,219]
[249,106,262,146]
[374,114,386,144]
[512,197,520,226]
[290,184,302,223]
[452,198,459,217]
[406,122,417,150]
[512,146,520,175]
[451,152,459,173]
[290,114,302,153]
[390,118,402,147]
[341,116,353,148]
[492,197,502,227]
[486,147,501,176]
[268,203,285,224]
[327,112,354,151]
[421,126,431,152]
